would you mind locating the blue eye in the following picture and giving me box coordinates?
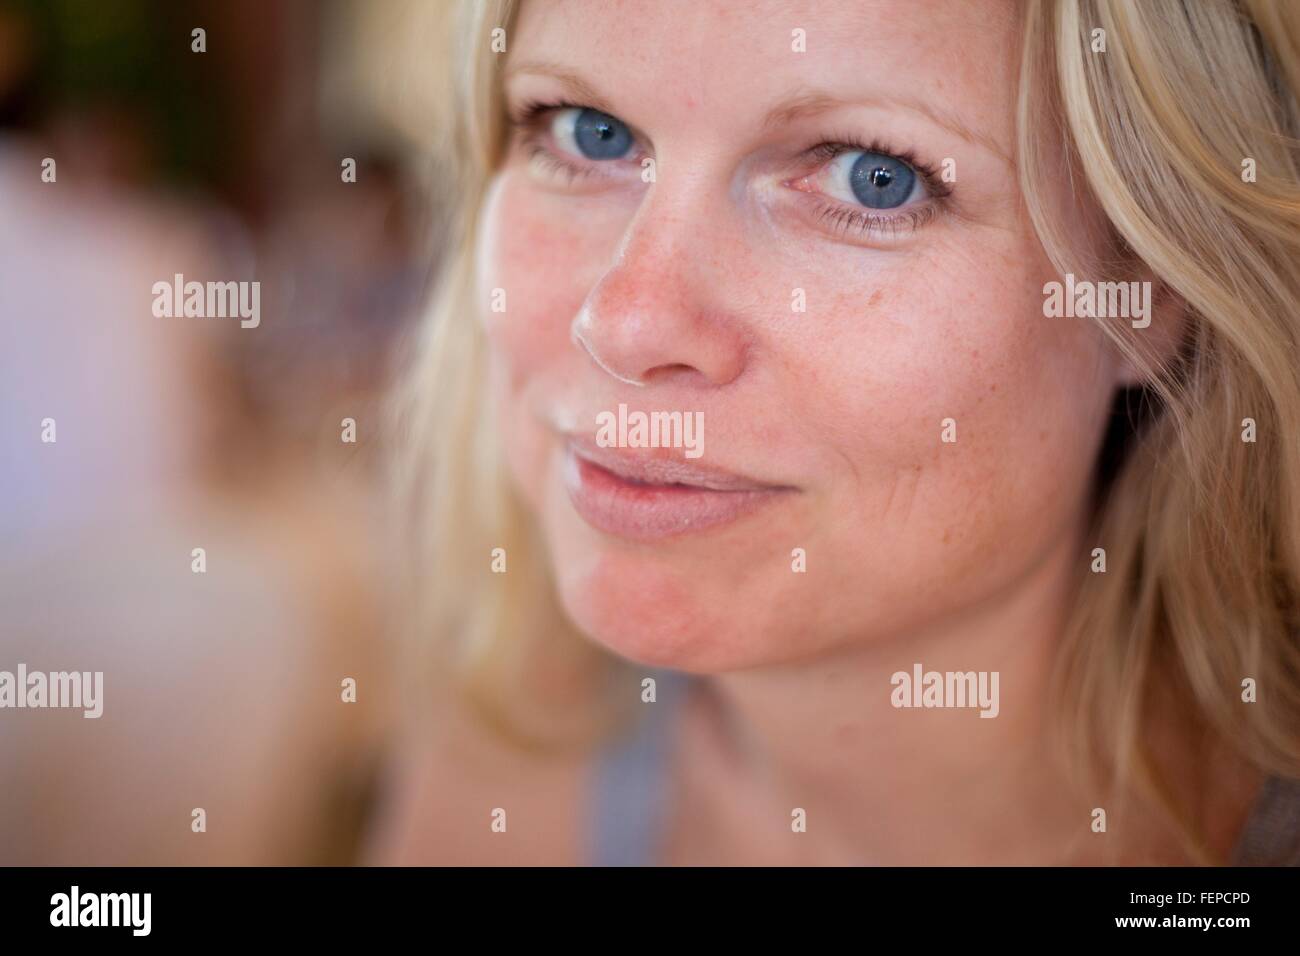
[570,108,632,160]
[848,151,917,209]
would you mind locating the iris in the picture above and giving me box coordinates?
[848,152,916,209]
[573,108,633,160]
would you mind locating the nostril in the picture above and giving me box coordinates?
[639,363,698,385]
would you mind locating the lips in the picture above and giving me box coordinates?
[561,436,794,540]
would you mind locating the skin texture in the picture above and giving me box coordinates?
[480,0,1117,670]
[455,0,1239,863]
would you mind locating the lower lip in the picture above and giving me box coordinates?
[562,449,787,541]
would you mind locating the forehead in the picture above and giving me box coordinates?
[510,0,1019,139]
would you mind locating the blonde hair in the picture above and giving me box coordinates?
[393,0,1300,857]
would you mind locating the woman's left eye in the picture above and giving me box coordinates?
[551,107,634,161]
[817,150,926,210]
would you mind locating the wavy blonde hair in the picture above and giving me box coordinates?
[392,0,1300,861]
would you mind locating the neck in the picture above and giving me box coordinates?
[700,531,1131,864]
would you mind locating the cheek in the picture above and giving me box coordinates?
[786,234,1111,548]
[476,170,627,381]
[477,170,643,511]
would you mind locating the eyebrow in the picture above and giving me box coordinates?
[504,62,1013,167]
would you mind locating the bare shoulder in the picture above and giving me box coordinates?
[360,683,592,866]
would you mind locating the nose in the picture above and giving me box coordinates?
[570,201,749,389]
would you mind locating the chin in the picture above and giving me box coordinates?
[549,547,752,672]
[528,449,779,670]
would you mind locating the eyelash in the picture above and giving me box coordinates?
[509,98,605,179]
[801,138,952,239]
[507,100,954,239]
[510,97,616,184]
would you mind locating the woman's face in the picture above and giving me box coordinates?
[478,0,1120,670]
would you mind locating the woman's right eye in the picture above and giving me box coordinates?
[550,107,634,161]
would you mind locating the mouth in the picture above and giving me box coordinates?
[561,436,795,541]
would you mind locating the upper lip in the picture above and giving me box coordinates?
[565,434,789,493]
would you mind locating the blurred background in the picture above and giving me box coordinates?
[0,0,453,863]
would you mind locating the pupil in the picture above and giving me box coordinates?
[870,167,893,189]
[597,123,613,140]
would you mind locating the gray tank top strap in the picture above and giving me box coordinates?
[1231,774,1300,866]
[587,667,693,867]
